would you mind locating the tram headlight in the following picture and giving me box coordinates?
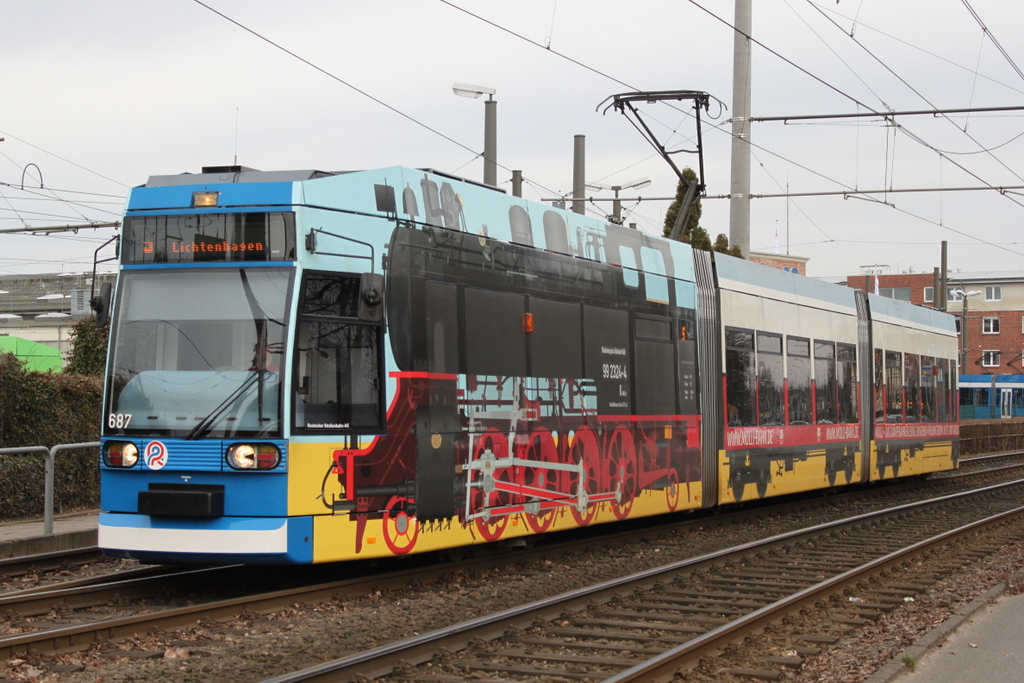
[226,443,281,470]
[105,442,139,468]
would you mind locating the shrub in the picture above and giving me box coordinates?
[0,352,103,519]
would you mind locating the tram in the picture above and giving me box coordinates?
[96,165,960,563]
[960,374,1024,420]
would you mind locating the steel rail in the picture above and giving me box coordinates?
[258,478,1024,682]
[605,503,1024,681]
[0,547,103,575]
[4,465,1022,663]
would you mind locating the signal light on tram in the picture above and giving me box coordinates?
[104,442,139,468]
[191,191,219,207]
[521,313,534,334]
[226,443,281,470]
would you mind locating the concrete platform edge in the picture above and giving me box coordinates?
[863,569,1024,683]
[0,529,97,559]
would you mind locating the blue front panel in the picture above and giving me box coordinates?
[127,182,293,212]
[101,470,287,517]
[99,437,288,517]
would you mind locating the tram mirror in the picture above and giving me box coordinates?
[359,272,384,323]
[90,281,113,327]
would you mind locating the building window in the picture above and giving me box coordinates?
[923,287,933,303]
[983,317,1000,334]
[879,287,911,302]
[986,285,1001,301]
[956,318,962,334]
[982,351,1001,368]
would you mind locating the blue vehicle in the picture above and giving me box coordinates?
[960,374,1024,419]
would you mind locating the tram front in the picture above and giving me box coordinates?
[97,204,309,563]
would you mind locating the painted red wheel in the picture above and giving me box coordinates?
[665,468,680,512]
[472,429,511,541]
[382,495,418,555]
[520,428,560,533]
[608,426,637,520]
[568,426,601,527]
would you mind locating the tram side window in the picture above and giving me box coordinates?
[814,341,837,424]
[787,337,811,425]
[946,359,958,421]
[874,349,884,422]
[757,332,784,426]
[905,353,921,422]
[725,328,756,427]
[294,272,383,433]
[837,343,858,424]
[937,358,951,422]
[920,356,936,423]
[885,351,904,423]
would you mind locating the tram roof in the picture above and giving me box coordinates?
[144,167,339,187]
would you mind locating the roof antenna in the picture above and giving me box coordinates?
[234,107,239,166]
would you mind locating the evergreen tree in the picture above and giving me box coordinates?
[65,316,109,377]
[663,168,743,258]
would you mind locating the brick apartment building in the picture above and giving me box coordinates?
[845,270,1024,375]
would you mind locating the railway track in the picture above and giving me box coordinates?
[259,479,1024,683]
[3,455,1024,667]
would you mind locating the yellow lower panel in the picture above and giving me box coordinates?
[310,480,704,563]
[718,449,863,505]
[869,441,955,481]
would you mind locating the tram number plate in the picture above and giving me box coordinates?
[108,413,133,429]
[602,364,628,380]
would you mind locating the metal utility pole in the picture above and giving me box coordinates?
[512,170,523,198]
[940,241,948,312]
[484,98,497,187]
[452,83,497,187]
[729,0,752,258]
[572,135,586,215]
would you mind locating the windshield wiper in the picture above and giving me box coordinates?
[240,270,272,427]
[183,371,262,441]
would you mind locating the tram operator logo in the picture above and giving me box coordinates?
[145,441,168,470]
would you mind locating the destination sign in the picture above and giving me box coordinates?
[123,212,296,264]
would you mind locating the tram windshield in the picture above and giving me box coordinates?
[104,267,293,438]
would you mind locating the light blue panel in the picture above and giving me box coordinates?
[295,167,699,290]
[675,279,698,310]
[715,252,858,312]
[868,292,957,332]
[665,240,697,283]
[618,248,641,288]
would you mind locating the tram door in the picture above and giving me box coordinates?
[1001,388,1014,419]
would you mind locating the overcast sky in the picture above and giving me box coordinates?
[3,0,1024,278]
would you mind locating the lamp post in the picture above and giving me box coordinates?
[956,289,982,371]
[453,83,497,187]
[585,178,651,225]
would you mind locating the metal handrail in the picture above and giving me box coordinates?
[0,442,100,535]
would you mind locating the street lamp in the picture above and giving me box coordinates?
[452,82,497,187]
[586,178,651,225]
[955,289,982,371]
